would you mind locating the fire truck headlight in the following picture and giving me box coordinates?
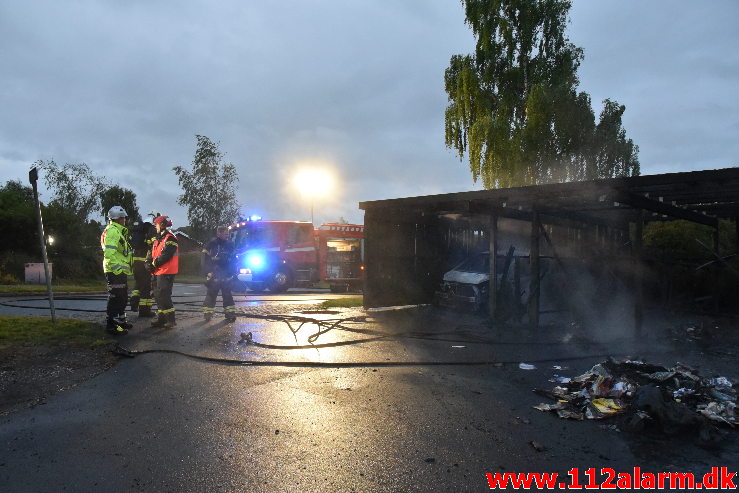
[246,253,265,270]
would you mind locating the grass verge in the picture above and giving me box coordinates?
[319,296,363,309]
[0,281,106,295]
[0,315,111,349]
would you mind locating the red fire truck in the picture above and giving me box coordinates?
[229,219,364,292]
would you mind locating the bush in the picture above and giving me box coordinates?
[0,271,21,284]
[0,251,37,281]
[51,251,104,281]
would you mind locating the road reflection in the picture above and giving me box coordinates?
[226,310,376,364]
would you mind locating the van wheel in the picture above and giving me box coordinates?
[268,270,291,293]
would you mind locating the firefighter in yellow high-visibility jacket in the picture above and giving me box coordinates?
[100,206,133,335]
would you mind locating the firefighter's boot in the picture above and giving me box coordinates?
[224,305,237,323]
[138,305,155,318]
[115,315,133,331]
[151,312,167,328]
[106,318,129,336]
[129,294,140,312]
[164,312,177,329]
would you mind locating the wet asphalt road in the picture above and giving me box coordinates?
[0,285,737,492]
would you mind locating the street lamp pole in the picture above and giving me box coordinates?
[293,167,333,226]
[28,166,56,323]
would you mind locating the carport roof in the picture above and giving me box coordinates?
[359,167,739,229]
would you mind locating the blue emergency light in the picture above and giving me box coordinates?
[246,252,265,270]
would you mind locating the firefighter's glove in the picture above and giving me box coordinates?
[144,260,153,272]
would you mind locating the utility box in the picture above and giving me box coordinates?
[25,263,52,284]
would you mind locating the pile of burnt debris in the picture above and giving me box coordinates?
[533,358,736,441]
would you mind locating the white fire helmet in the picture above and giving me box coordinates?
[108,206,128,220]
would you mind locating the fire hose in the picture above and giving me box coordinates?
[0,295,689,368]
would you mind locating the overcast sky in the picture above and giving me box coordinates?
[1,0,737,228]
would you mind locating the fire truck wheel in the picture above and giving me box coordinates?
[268,269,291,293]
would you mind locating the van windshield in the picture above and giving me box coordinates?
[456,253,489,273]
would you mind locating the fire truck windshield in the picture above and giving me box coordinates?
[232,223,276,250]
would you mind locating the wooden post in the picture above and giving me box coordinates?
[363,210,378,308]
[488,214,498,320]
[529,211,540,328]
[514,257,522,322]
[633,210,644,335]
[713,226,721,312]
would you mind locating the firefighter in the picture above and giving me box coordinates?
[100,206,133,335]
[128,215,156,317]
[201,225,237,322]
[148,215,179,328]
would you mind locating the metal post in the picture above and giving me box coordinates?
[633,210,644,335]
[28,166,56,323]
[488,214,498,320]
[529,211,540,328]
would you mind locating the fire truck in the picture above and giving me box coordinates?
[229,218,364,293]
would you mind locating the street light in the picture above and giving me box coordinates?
[292,168,334,225]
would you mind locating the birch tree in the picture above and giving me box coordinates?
[445,0,639,188]
[173,135,240,241]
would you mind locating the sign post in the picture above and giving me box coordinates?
[28,166,56,323]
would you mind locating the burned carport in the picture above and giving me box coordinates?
[359,167,739,330]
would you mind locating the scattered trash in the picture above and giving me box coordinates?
[451,345,466,348]
[530,441,545,452]
[709,377,733,390]
[700,402,736,426]
[591,398,624,415]
[556,409,584,420]
[424,457,436,464]
[519,363,537,370]
[549,376,571,384]
[533,402,565,412]
[533,358,736,438]
[239,332,253,344]
[673,387,695,401]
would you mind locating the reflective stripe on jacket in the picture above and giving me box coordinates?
[100,221,132,275]
[151,231,179,275]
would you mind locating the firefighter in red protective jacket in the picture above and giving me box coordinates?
[147,215,179,328]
